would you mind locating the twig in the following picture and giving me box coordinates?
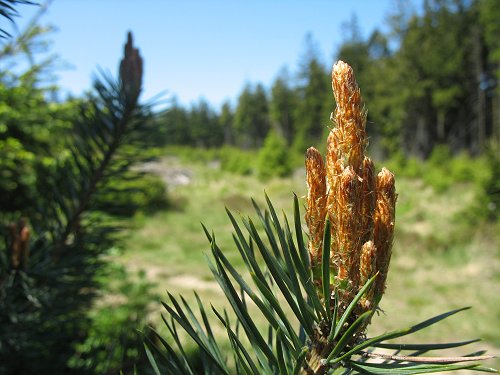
[360,351,495,364]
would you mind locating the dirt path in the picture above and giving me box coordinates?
[135,156,193,190]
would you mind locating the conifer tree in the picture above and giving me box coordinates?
[270,68,296,145]
[0,31,155,374]
[293,34,330,153]
[234,82,270,148]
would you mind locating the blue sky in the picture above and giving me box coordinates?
[14,1,419,109]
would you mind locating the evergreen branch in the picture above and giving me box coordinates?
[54,108,132,257]
[327,274,377,345]
[327,307,472,367]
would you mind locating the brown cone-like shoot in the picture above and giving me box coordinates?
[304,60,397,323]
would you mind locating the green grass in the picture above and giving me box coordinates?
[119,159,306,302]
[116,154,500,370]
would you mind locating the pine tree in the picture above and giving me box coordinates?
[219,100,234,145]
[0,32,155,374]
[270,67,296,145]
[293,34,330,153]
[234,82,270,148]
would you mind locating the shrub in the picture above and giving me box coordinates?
[93,171,169,217]
[257,130,291,179]
[466,142,500,222]
[167,146,218,165]
[386,146,490,194]
[218,146,255,175]
[69,266,157,374]
[383,152,422,179]
[483,144,500,221]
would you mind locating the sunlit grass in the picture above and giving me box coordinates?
[118,159,307,324]
[116,155,499,370]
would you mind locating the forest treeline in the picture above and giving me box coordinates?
[156,0,500,159]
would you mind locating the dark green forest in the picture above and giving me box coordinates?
[158,0,500,160]
[0,0,499,374]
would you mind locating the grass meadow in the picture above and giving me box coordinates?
[116,152,500,371]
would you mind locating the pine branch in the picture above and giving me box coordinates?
[0,31,155,374]
[54,99,135,258]
[53,32,144,258]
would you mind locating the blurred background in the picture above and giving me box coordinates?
[0,0,498,374]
